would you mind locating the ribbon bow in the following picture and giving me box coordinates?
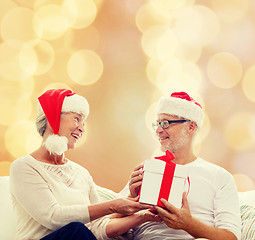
[154,150,175,163]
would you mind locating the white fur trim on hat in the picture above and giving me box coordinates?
[62,94,89,118]
[37,93,90,118]
[43,135,68,155]
[157,96,204,129]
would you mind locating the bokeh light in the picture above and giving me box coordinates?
[34,4,69,40]
[0,41,31,81]
[19,39,55,75]
[0,85,33,126]
[136,3,172,33]
[67,49,103,85]
[233,173,255,192]
[211,0,248,23]
[0,161,12,176]
[174,5,220,47]
[5,120,40,158]
[207,52,243,89]
[224,112,255,151]
[62,0,97,29]
[1,7,39,43]
[242,65,255,103]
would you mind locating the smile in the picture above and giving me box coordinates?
[71,133,80,140]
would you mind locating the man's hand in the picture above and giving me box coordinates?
[129,163,144,198]
[155,192,192,230]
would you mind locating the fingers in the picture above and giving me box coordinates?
[133,163,144,172]
[159,198,177,214]
[182,192,189,210]
[129,164,144,197]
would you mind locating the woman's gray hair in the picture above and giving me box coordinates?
[36,114,47,137]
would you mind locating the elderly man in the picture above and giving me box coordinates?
[124,92,241,240]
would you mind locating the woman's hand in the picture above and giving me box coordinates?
[135,208,162,223]
[111,196,152,216]
[129,163,144,198]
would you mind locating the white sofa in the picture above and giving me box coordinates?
[1,176,255,240]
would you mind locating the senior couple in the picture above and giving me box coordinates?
[9,89,241,240]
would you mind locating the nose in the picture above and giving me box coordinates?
[78,122,84,133]
[155,124,164,134]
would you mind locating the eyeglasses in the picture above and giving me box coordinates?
[152,119,190,131]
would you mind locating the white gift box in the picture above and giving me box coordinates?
[139,159,189,208]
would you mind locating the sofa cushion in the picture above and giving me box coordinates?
[0,176,16,240]
[240,205,255,240]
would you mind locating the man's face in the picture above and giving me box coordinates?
[155,114,190,153]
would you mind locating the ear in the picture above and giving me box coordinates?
[187,121,197,134]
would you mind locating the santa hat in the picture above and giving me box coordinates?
[37,89,89,155]
[157,91,204,129]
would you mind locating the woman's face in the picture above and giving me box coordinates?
[58,112,85,149]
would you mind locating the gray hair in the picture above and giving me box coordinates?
[36,114,47,137]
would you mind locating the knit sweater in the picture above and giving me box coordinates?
[9,155,109,240]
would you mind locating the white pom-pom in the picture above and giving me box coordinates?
[43,135,68,155]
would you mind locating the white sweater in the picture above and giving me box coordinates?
[9,155,109,240]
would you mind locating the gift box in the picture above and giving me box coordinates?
[139,150,189,208]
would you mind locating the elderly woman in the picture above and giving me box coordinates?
[9,89,160,240]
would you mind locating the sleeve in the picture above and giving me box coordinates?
[213,169,242,240]
[10,159,90,231]
[86,178,112,240]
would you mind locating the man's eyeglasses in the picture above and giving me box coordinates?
[152,120,190,131]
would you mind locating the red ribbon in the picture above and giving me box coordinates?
[154,150,176,207]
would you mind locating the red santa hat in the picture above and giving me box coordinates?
[37,89,89,155]
[157,91,204,129]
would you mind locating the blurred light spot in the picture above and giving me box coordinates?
[224,112,255,151]
[62,0,97,29]
[242,65,255,103]
[174,5,220,47]
[182,61,202,83]
[25,128,42,154]
[1,7,39,43]
[0,161,12,176]
[195,128,229,166]
[250,114,255,140]
[194,112,211,146]
[5,120,39,158]
[19,39,55,75]
[175,45,202,63]
[156,61,201,94]
[0,41,31,81]
[0,1,17,23]
[43,82,72,93]
[67,49,103,85]
[145,102,157,134]
[34,4,69,40]
[146,58,163,85]
[207,52,243,89]
[141,25,170,58]
[233,173,255,192]
[233,152,255,185]
[157,29,179,61]
[0,85,32,126]
[64,26,100,51]
[205,90,235,118]
[211,0,248,23]
[135,3,172,33]
[147,58,184,86]
[150,0,190,15]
